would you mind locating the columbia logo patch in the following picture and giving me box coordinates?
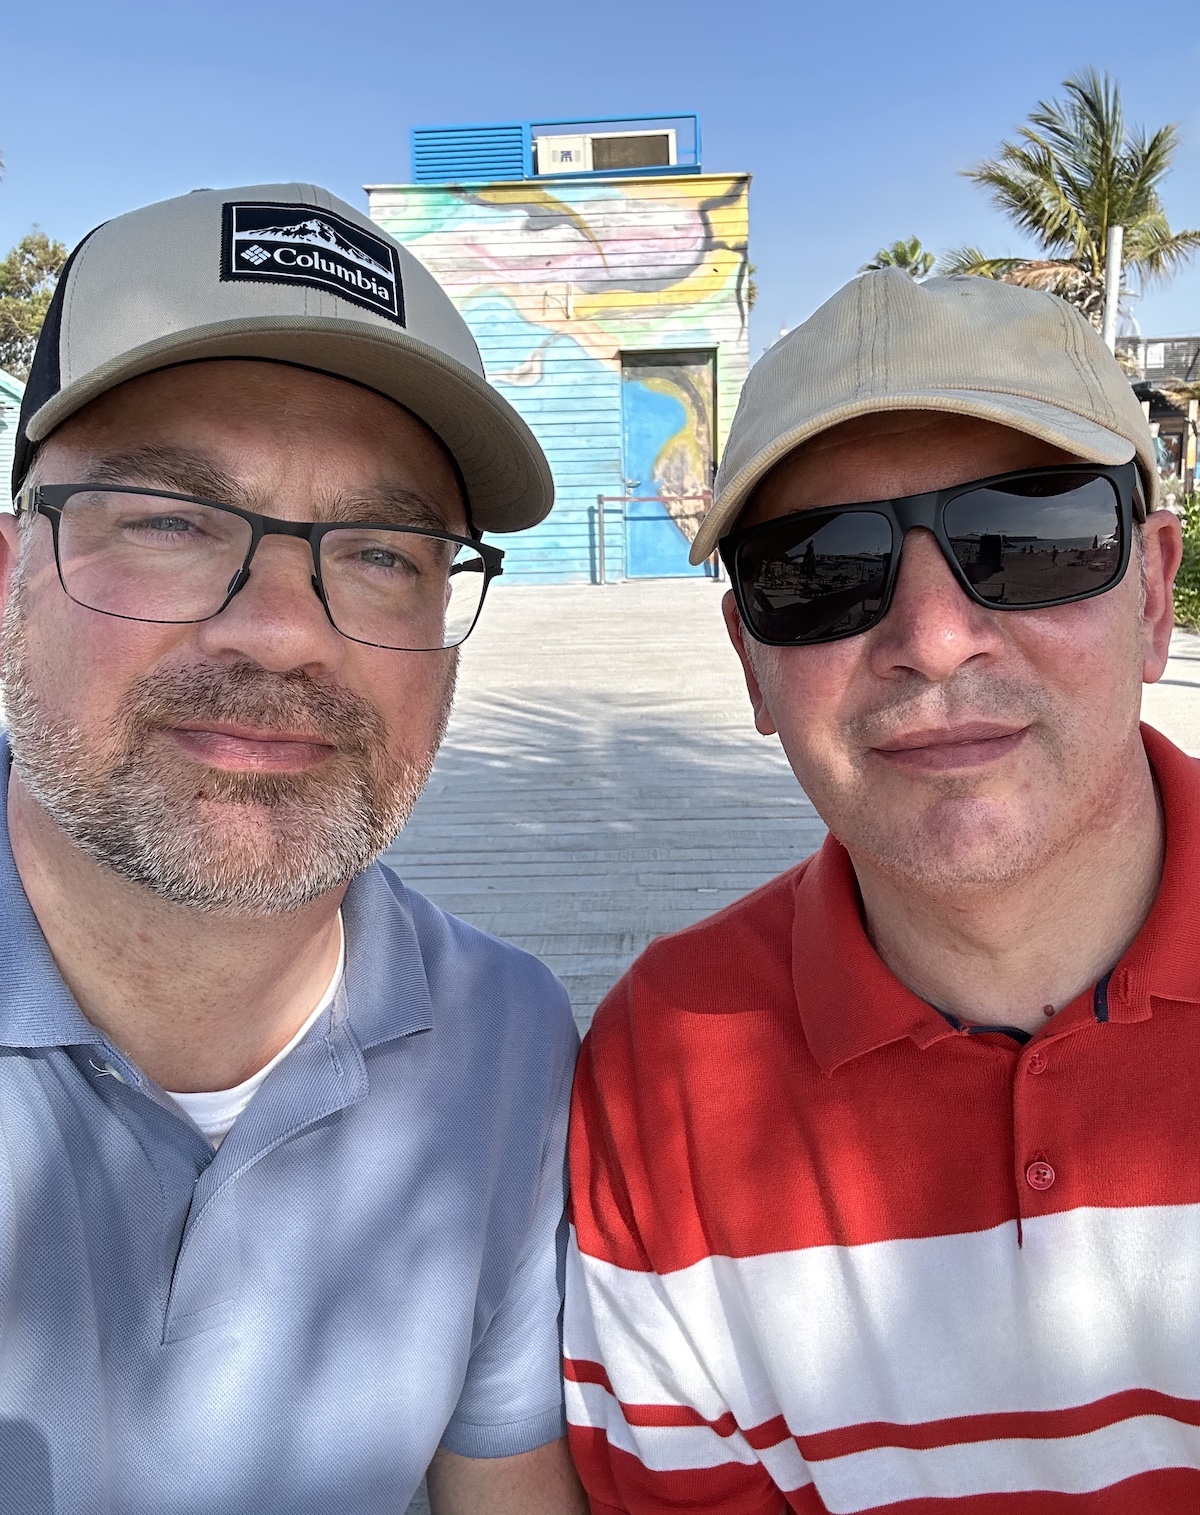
[220,201,405,324]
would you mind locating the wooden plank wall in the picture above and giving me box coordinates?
[368,174,750,582]
[0,373,24,512]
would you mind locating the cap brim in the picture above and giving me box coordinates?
[24,315,553,535]
[690,388,1148,564]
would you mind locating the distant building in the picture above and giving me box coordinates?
[368,116,750,582]
[1119,335,1200,388]
[0,369,24,512]
[1117,336,1199,495]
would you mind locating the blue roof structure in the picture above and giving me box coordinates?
[411,115,701,185]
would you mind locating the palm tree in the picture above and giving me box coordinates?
[940,69,1200,328]
[861,236,935,279]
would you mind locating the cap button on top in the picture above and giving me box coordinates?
[1025,1160,1056,1191]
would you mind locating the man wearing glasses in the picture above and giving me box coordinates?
[0,185,585,1514]
[566,272,1195,1511]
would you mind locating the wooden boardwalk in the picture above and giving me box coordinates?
[385,579,827,1032]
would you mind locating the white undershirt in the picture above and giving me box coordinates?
[167,913,346,1149]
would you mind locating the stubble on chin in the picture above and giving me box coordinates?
[744,636,1083,892]
[0,576,456,914]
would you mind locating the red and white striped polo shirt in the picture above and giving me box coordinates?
[566,724,1200,1513]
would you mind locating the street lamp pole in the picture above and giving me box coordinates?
[1101,225,1124,353]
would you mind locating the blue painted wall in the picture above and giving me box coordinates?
[0,370,24,512]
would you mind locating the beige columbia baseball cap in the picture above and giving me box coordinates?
[691,269,1156,563]
[14,183,554,533]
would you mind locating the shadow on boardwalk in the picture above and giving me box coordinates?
[386,581,827,1030]
[389,685,826,1030]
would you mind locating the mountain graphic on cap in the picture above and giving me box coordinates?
[234,216,391,277]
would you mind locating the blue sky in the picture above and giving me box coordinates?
[3,0,1198,357]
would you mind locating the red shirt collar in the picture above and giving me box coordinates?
[793,723,1200,1074]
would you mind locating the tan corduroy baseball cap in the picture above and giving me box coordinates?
[14,183,553,534]
[691,269,1155,564]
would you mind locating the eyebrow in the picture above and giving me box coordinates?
[87,446,245,504]
[323,489,459,533]
[85,448,464,533]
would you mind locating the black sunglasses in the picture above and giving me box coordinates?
[719,461,1140,647]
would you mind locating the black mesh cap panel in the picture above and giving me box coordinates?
[12,226,103,495]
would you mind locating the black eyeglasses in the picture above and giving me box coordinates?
[719,461,1140,647]
[15,484,505,651]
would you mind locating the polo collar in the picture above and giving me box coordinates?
[792,723,1200,1074]
[0,746,104,1051]
[0,739,434,1054]
[792,836,957,1074]
[338,863,435,1048]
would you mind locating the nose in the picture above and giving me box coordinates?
[867,527,1005,682]
[192,533,346,675]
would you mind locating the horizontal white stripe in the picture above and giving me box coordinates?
[566,1376,813,1491]
[567,1375,1200,1508]
[566,1203,1200,1440]
[818,1416,1200,1511]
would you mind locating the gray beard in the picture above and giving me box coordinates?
[1,578,453,915]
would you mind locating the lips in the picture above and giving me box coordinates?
[166,722,338,774]
[874,722,1029,753]
[870,722,1030,771]
[172,721,335,746]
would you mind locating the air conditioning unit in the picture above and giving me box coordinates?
[536,135,592,174]
[534,129,677,175]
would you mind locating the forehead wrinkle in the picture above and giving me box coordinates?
[71,449,460,532]
[83,445,250,506]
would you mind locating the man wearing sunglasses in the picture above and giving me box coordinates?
[566,271,1194,1511]
[0,185,586,1514]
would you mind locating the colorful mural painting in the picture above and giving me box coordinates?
[621,351,714,578]
[368,171,750,582]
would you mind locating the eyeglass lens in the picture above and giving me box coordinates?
[736,509,893,644]
[54,491,488,650]
[736,471,1123,645]
[942,473,1121,605]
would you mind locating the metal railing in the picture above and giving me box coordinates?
[593,493,718,584]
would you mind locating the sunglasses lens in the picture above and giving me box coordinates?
[735,510,894,643]
[943,472,1123,606]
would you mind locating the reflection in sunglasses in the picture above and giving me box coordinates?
[728,465,1131,644]
[951,530,1121,604]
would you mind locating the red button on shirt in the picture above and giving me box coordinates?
[1026,1160,1056,1191]
[1027,1050,1048,1075]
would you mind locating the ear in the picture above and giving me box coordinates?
[0,512,22,621]
[1139,511,1183,683]
[721,589,778,736]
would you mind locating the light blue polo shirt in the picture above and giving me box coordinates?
[0,748,578,1515]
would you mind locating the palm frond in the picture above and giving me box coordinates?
[966,140,1096,263]
[1124,220,1200,284]
[955,67,1197,317]
[860,236,935,277]
[936,246,1026,278]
